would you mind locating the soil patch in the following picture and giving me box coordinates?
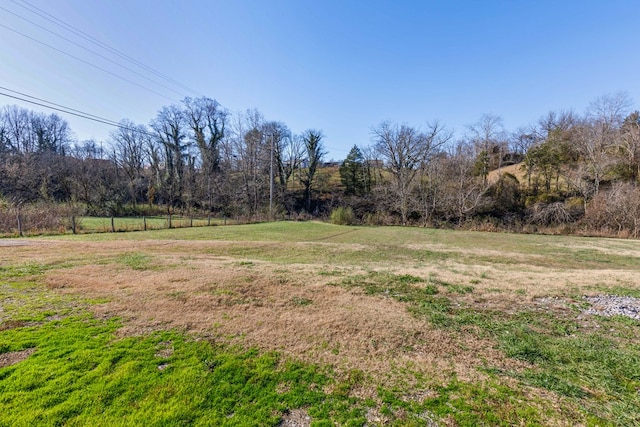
[0,348,36,368]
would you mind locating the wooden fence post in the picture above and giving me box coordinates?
[111,217,115,232]
[16,209,23,237]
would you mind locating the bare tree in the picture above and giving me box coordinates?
[68,140,122,215]
[440,141,487,223]
[373,121,451,224]
[613,111,640,182]
[31,111,71,155]
[260,121,303,216]
[536,110,577,140]
[416,150,447,225]
[110,120,150,207]
[466,113,506,185]
[2,105,31,153]
[0,106,71,156]
[232,109,269,217]
[510,126,539,157]
[579,92,632,194]
[586,92,632,130]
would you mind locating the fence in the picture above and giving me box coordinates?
[0,206,233,237]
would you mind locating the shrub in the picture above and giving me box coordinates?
[584,183,640,237]
[330,206,354,225]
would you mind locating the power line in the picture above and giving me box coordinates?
[10,0,201,97]
[0,22,178,103]
[1,91,120,127]
[0,86,120,125]
[0,88,156,138]
[0,5,188,98]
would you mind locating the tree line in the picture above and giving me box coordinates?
[1,92,639,237]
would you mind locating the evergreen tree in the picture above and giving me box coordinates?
[339,145,368,195]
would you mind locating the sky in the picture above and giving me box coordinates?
[1,0,639,160]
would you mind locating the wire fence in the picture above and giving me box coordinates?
[0,206,235,237]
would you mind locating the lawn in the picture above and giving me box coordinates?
[1,221,640,425]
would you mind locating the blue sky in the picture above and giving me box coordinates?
[1,0,639,160]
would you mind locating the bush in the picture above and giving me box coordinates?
[527,202,574,225]
[330,206,354,225]
[583,183,640,237]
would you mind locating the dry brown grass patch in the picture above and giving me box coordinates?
[36,239,524,384]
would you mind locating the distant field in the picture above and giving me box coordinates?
[1,222,640,425]
[78,216,231,233]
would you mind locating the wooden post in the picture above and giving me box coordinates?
[207,214,211,226]
[16,210,23,237]
[168,214,172,229]
[111,217,115,232]
[143,216,147,231]
[190,217,193,227]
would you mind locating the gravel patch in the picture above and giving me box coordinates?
[279,409,311,427]
[0,239,34,246]
[583,295,640,320]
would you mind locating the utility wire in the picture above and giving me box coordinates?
[0,5,187,98]
[1,91,122,127]
[0,23,178,103]
[0,89,156,138]
[0,86,120,125]
[10,0,201,96]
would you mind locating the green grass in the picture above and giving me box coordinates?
[47,221,640,271]
[1,315,348,426]
[114,252,155,271]
[490,315,640,425]
[0,263,52,279]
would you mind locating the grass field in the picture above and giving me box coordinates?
[78,216,231,233]
[1,221,640,426]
